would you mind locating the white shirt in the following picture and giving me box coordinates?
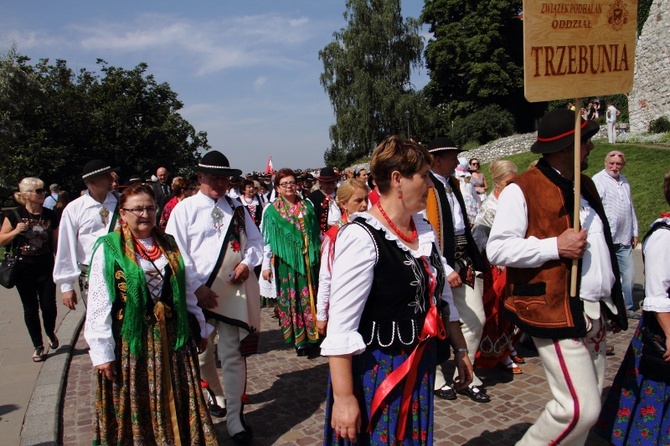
[431,171,466,236]
[84,238,209,366]
[592,170,638,245]
[320,213,459,356]
[606,105,618,123]
[43,192,58,210]
[642,217,670,313]
[165,191,263,302]
[487,183,615,304]
[53,191,119,293]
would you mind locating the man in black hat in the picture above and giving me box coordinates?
[54,160,120,310]
[307,167,341,233]
[487,109,627,445]
[165,150,262,444]
[424,137,489,403]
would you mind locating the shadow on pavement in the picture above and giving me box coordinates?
[462,423,531,445]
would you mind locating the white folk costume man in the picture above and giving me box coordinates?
[424,137,489,403]
[166,150,262,445]
[487,109,627,445]
[307,167,341,234]
[54,160,120,310]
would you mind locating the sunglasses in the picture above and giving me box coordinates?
[31,188,47,194]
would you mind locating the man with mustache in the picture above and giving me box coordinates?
[593,150,639,321]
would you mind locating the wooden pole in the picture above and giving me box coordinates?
[570,98,582,297]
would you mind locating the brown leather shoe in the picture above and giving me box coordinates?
[510,353,525,364]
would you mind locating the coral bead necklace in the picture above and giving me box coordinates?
[376,202,417,243]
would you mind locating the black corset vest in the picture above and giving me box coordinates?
[353,217,446,351]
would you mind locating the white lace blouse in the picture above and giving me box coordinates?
[320,213,459,357]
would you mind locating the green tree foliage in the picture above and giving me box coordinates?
[450,104,515,146]
[319,0,424,167]
[421,0,546,137]
[637,0,654,35]
[0,47,208,201]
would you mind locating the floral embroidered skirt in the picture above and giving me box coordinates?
[275,260,319,348]
[595,319,670,445]
[93,321,219,445]
[323,342,436,446]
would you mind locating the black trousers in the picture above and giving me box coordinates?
[15,255,57,348]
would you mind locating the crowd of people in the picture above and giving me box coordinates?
[0,108,668,445]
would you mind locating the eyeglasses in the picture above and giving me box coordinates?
[122,206,158,216]
[30,188,47,194]
[279,181,297,188]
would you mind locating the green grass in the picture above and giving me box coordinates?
[479,141,669,239]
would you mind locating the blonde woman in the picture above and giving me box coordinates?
[0,178,59,362]
[473,160,525,373]
[315,179,369,336]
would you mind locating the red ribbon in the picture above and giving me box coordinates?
[536,119,589,142]
[367,257,447,440]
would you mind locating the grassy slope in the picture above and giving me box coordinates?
[480,141,669,239]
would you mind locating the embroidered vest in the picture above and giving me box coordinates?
[353,218,446,350]
[426,172,485,271]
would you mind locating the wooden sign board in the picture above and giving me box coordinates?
[523,0,638,102]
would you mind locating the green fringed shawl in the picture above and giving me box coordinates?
[262,197,321,275]
[90,227,190,356]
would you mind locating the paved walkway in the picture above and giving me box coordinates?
[0,248,645,445]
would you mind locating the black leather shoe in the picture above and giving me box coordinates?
[209,404,227,418]
[434,386,457,400]
[457,386,491,403]
[231,429,253,445]
[296,346,308,356]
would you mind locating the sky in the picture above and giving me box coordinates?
[1,1,430,175]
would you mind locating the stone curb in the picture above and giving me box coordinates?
[20,306,85,446]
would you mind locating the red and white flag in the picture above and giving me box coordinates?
[265,156,274,175]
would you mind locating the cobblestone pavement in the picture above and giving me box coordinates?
[61,306,635,445]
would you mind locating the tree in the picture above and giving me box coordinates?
[421,0,546,136]
[0,48,208,202]
[319,0,424,167]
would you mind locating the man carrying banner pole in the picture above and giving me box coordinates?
[487,108,627,445]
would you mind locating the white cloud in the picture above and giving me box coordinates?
[63,12,317,75]
[253,76,267,91]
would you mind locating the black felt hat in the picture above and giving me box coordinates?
[197,151,242,177]
[531,109,600,154]
[317,167,339,182]
[426,137,463,154]
[81,159,120,180]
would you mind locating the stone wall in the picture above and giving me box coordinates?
[629,0,670,133]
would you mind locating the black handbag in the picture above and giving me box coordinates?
[639,318,670,383]
[0,248,19,289]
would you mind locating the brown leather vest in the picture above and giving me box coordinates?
[503,167,595,338]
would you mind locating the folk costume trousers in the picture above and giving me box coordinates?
[198,319,249,437]
[517,315,607,446]
[435,266,485,390]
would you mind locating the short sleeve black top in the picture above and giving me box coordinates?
[7,206,59,258]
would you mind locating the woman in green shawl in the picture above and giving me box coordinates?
[84,183,218,445]
[261,168,321,356]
